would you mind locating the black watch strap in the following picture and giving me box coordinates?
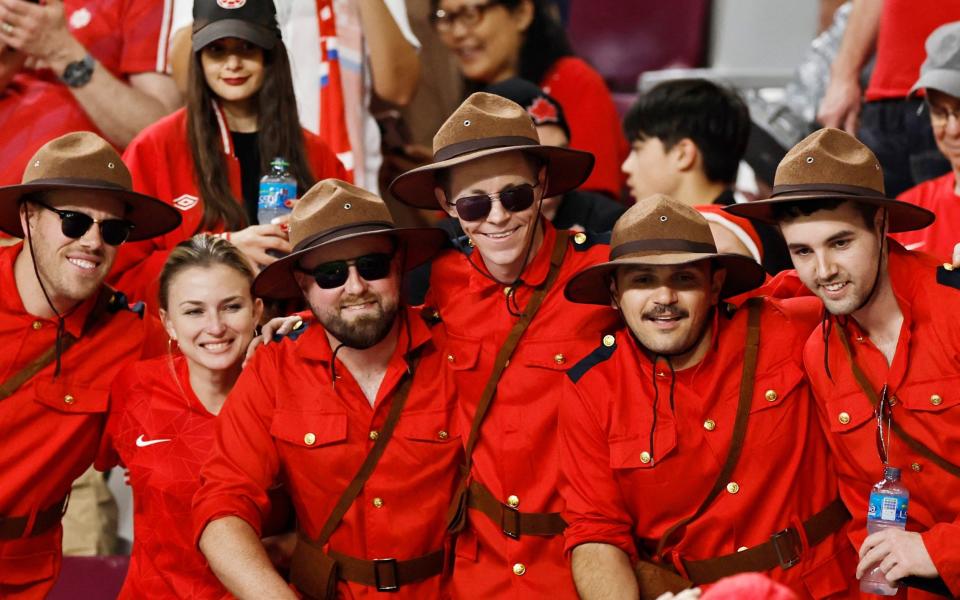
[60,53,95,88]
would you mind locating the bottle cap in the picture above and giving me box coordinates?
[270,157,290,168]
[884,466,901,481]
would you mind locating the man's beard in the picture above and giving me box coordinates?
[315,295,399,349]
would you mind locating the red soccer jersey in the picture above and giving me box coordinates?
[425,222,620,599]
[109,107,350,306]
[193,308,461,599]
[97,355,228,599]
[803,243,960,599]
[893,172,960,263]
[560,297,858,599]
[0,243,165,599]
[0,0,174,185]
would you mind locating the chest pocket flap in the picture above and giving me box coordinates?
[444,333,481,372]
[519,338,580,371]
[271,411,347,448]
[824,381,875,433]
[397,408,460,443]
[608,421,678,470]
[33,381,108,415]
[897,374,960,413]
[751,360,807,413]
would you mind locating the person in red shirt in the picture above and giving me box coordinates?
[559,194,857,600]
[110,0,348,305]
[194,179,460,599]
[0,131,179,599]
[892,22,960,263]
[728,127,960,598]
[390,92,619,598]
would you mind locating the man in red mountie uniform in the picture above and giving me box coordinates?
[0,131,179,599]
[194,179,461,599]
[559,194,857,599]
[728,127,960,598]
[390,92,619,598]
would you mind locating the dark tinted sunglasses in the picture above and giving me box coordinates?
[448,183,537,222]
[36,201,134,246]
[302,253,394,289]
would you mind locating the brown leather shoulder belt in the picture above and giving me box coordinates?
[467,480,566,539]
[0,496,68,541]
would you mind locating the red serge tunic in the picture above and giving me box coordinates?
[803,243,960,599]
[559,297,859,599]
[109,107,349,304]
[192,309,461,599]
[0,243,166,599]
[425,222,620,599]
[96,355,228,599]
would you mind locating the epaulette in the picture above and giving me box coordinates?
[570,230,610,251]
[420,306,442,328]
[107,291,145,319]
[937,263,960,291]
[567,333,618,383]
[271,318,309,343]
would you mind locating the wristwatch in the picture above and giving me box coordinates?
[60,53,95,88]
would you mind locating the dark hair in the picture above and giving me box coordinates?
[769,199,881,229]
[159,233,256,310]
[623,79,751,184]
[186,40,316,233]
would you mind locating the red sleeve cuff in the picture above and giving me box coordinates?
[564,518,638,563]
[193,495,264,550]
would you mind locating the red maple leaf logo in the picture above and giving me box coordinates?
[527,97,559,125]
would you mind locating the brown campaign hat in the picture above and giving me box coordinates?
[565,194,766,305]
[0,131,182,241]
[726,128,934,233]
[253,179,448,299]
[389,92,595,208]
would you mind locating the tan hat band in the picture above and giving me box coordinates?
[771,182,882,199]
[23,178,127,191]
[434,136,538,162]
[292,221,395,253]
[610,239,717,260]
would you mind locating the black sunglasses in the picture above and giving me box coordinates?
[448,183,537,222]
[301,253,394,289]
[875,384,892,464]
[35,201,134,246]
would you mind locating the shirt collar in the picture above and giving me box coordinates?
[467,219,557,292]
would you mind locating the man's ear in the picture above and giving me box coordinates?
[609,277,620,311]
[435,186,457,218]
[513,0,535,33]
[711,266,726,304]
[873,207,889,237]
[18,202,32,236]
[672,138,699,174]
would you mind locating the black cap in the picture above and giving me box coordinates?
[484,77,572,142]
[192,0,281,51]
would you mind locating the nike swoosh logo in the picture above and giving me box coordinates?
[135,434,172,448]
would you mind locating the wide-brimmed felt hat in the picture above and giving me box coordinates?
[192,0,281,51]
[564,194,766,305]
[909,21,960,98]
[725,128,934,233]
[253,179,449,300]
[0,132,182,241]
[389,92,594,208]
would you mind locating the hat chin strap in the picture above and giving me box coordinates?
[852,210,889,315]
[24,212,72,378]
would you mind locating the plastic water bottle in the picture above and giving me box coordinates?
[860,466,909,595]
[257,157,297,225]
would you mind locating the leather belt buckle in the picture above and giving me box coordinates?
[373,557,400,592]
[501,504,521,540]
[770,527,802,570]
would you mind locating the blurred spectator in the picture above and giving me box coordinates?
[109,0,347,305]
[818,0,960,196]
[0,0,182,186]
[429,0,627,199]
[893,22,960,262]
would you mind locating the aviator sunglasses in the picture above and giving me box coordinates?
[448,183,537,222]
[35,201,135,246]
[301,253,394,289]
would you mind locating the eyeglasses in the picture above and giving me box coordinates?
[35,201,134,246]
[430,1,500,33]
[301,253,394,289]
[925,101,960,127]
[875,384,892,464]
[448,183,537,222]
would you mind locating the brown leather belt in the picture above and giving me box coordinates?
[467,481,566,539]
[0,497,68,541]
[326,548,445,592]
[681,498,849,584]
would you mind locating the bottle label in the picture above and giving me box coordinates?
[258,182,297,211]
[867,491,907,524]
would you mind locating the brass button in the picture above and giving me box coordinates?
[911,462,922,472]
[737,546,749,552]
[369,430,379,441]
[573,232,587,245]
[838,412,851,425]
[31,321,42,330]
[930,394,943,406]
[554,353,566,365]
[639,451,652,464]
[63,394,75,405]
[506,495,520,508]
[503,286,512,296]
[512,563,526,576]
[447,354,455,363]
[467,238,475,248]
[726,482,740,494]
[372,497,384,508]
[602,334,615,348]
[438,430,449,440]
[703,419,716,431]
[304,432,316,445]
[764,390,778,402]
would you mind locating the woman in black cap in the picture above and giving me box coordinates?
[110,0,348,305]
